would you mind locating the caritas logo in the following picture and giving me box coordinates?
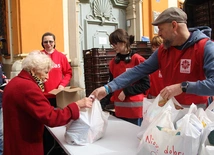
[180,59,191,74]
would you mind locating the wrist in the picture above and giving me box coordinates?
[181,81,189,93]
[75,102,80,110]
[104,85,111,95]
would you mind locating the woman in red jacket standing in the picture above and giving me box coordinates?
[41,32,72,107]
[2,50,93,155]
[41,32,73,154]
[147,36,164,98]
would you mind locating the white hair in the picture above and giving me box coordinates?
[22,50,54,73]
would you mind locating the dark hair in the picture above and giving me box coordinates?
[41,32,56,48]
[109,29,134,52]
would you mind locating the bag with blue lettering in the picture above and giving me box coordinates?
[137,104,203,155]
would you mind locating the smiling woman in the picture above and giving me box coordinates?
[40,32,72,107]
[40,32,73,154]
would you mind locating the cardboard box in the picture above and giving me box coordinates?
[49,87,83,109]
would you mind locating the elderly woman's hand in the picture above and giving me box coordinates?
[75,97,93,109]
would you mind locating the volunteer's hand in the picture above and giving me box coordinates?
[90,86,107,100]
[58,85,64,90]
[160,83,182,100]
[76,97,93,109]
[118,91,125,101]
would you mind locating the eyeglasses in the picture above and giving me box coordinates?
[43,40,54,44]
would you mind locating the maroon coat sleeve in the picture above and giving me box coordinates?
[22,86,80,127]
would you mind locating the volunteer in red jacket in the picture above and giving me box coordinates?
[92,7,214,109]
[2,50,93,155]
[147,36,164,98]
[108,29,150,126]
[41,32,72,107]
[41,32,72,154]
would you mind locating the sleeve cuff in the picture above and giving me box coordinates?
[67,103,80,120]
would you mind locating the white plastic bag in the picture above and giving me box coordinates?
[64,99,109,145]
[137,104,203,155]
[137,95,187,139]
[174,104,203,155]
[205,101,214,122]
[142,98,154,117]
[198,123,214,155]
[137,106,176,155]
[196,108,212,128]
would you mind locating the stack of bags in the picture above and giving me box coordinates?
[137,95,214,155]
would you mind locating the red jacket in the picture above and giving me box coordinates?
[158,39,208,105]
[109,53,145,118]
[147,70,164,97]
[2,70,79,155]
[41,49,72,98]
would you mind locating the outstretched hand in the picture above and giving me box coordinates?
[160,83,183,100]
[90,86,107,101]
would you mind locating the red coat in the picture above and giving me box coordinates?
[2,70,79,155]
[147,70,164,97]
[41,49,72,98]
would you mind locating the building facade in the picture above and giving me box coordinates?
[0,0,179,96]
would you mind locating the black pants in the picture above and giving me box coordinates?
[43,127,66,155]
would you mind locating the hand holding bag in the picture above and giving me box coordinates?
[64,99,109,145]
[137,95,187,139]
[137,104,203,155]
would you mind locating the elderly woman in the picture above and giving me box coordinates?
[2,50,93,155]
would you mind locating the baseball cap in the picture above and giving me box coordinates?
[152,7,187,26]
